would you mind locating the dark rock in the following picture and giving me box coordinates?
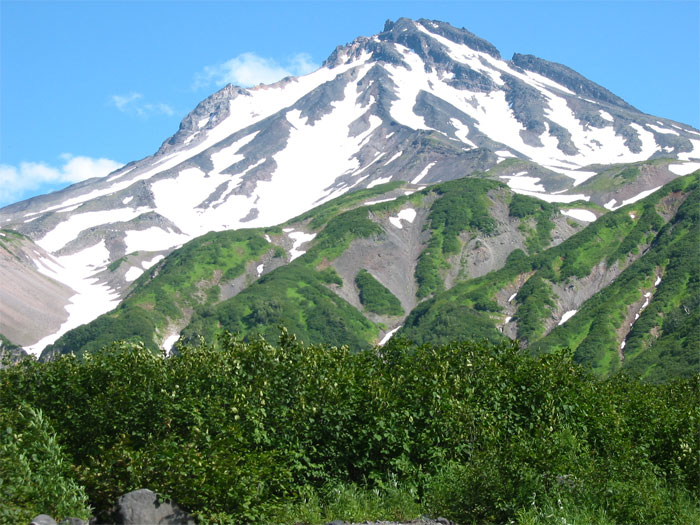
[98,488,195,525]
[30,515,57,525]
[326,521,346,525]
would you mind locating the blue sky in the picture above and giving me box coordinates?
[1,0,698,207]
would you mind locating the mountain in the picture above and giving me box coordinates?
[1,18,699,369]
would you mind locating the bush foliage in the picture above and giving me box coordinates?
[1,335,697,523]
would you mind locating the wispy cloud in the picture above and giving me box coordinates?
[194,52,319,89]
[111,92,175,117]
[0,154,123,207]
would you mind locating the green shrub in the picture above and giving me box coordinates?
[0,405,91,522]
[355,270,403,316]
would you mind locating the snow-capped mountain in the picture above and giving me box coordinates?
[2,17,699,355]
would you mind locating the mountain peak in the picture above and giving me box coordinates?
[381,18,501,59]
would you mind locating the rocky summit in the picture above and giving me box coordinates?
[0,18,698,378]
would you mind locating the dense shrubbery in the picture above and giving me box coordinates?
[355,269,404,316]
[1,335,697,523]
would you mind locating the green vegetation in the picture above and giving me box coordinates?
[534,174,700,380]
[0,405,90,523]
[514,273,555,343]
[43,229,274,358]
[317,266,343,286]
[416,178,499,297]
[107,254,129,272]
[576,158,674,194]
[0,228,29,256]
[182,262,378,349]
[509,193,556,254]
[0,333,19,351]
[355,270,403,316]
[306,207,383,262]
[399,172,700,379]
[36,168,700,381]
[1,336,697,523]
[287,181,403,230]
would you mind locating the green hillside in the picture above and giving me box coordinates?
[40,169,700,381]
[42,229,277,357]
[398,172,700,379]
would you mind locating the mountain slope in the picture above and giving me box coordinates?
[397,171,699,380]
[2,17,700,355]
[41,170,699,380]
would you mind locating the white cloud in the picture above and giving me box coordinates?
[194,52,319,89]
[0,154,123,207]
[111,92,174,117]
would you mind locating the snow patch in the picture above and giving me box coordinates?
[668,162,700,175]
[367,176,393,188]
[646,123,678,135]
[655,276,661,286]
[450,118,477,147]
[25,242,120,356]
[561,209,597,222]
[508,293,517,303]
[364,197,397,206]
[384,151,403,165]
[163,334,180,355]
[142,255,164,269]
[124,227,190,254]
[558,310,577,326]
[378,326,401,346]
[677,139,700,160]
[256,263,264,276]
[500,175,545,192]
[510,189,589,203]
[38,208,150,252]
[124,266,145,282]
[209,132,259,174]
[389,208,417,229]
[411,162,436,184]
[495,150,516,158]
[599,110,614,122]
[288,231,316,261]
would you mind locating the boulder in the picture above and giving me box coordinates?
[99,489,195,525]
[30,516,57,525]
